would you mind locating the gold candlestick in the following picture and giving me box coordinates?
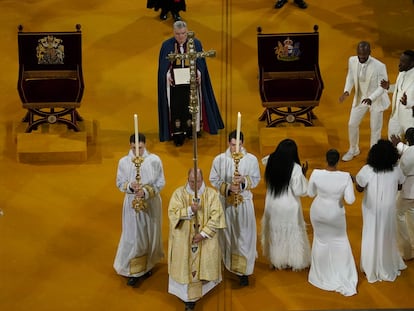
[228,151,244,207]
[131,156,147,212]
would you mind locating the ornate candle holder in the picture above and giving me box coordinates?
[131,156,147,212]
[228,151,244,207]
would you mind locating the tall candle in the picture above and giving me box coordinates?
[134,114,139,156]
[236,112,241,153]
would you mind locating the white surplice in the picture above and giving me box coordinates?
[113,149,165,277]
[209,147,261,276]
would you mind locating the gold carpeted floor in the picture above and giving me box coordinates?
[0,0,414,310]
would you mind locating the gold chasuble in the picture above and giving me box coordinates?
[168,185,225,299]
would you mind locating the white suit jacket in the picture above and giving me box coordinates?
[398,143,414,199]
[344,55,390,112]
[389,67,414,117]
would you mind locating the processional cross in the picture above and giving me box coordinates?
[167,31,216,233]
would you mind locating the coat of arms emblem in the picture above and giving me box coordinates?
[36,35,65,64]
[274,37,301,61]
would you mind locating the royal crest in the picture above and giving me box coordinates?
[274,37,301,61]
[36,35,65,64]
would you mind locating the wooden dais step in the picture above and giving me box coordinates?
[15,120,97,163]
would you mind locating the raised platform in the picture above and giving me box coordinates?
[259,124,329,160]
[14,119,97,163]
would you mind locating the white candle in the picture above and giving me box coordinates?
[236,112,241,153]
[134,114,139,156]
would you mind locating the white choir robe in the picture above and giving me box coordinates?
[356,164,407,283]
[113,149,165,277]
[209,147,261,276]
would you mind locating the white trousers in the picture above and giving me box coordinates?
[396,194,414,260]
[348,104,383,150]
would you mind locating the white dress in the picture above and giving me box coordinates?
[307,169,357,296]
[113,149,165,277]
[356,164,407,283]
[261,163,311,270]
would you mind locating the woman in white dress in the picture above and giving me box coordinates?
[356,139,407,283]
[261,139,311,271]
[308,149,358,296]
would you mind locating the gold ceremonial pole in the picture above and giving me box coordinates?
[167,31,216,234]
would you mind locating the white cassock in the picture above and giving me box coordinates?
[209,147,261,276]
[113,149,165,277]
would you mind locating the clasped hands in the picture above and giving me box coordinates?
[130,181,145,199]
[190,198,204,244]
[229,174,245,194]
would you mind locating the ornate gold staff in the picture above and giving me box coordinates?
[131,155,147,212]
[167,31,216,233]
[230,151,244,207]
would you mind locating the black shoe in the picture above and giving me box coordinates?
[172,12,182,21]
[174,133,185,146]
[184,301,196,311]
[127,277,139,287]
[274,0,287,8]
[143,270,152,279]
[160,10,168,20]
[239,275,249,286]
[294,0,308,8]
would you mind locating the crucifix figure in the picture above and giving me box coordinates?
[167,30,216,233]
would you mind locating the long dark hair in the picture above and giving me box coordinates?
[265,138,300,197]
[367,139,398,173]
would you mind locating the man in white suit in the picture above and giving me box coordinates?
[382,50,414,139]
[339,41,390,161]
[391,127,414,261]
